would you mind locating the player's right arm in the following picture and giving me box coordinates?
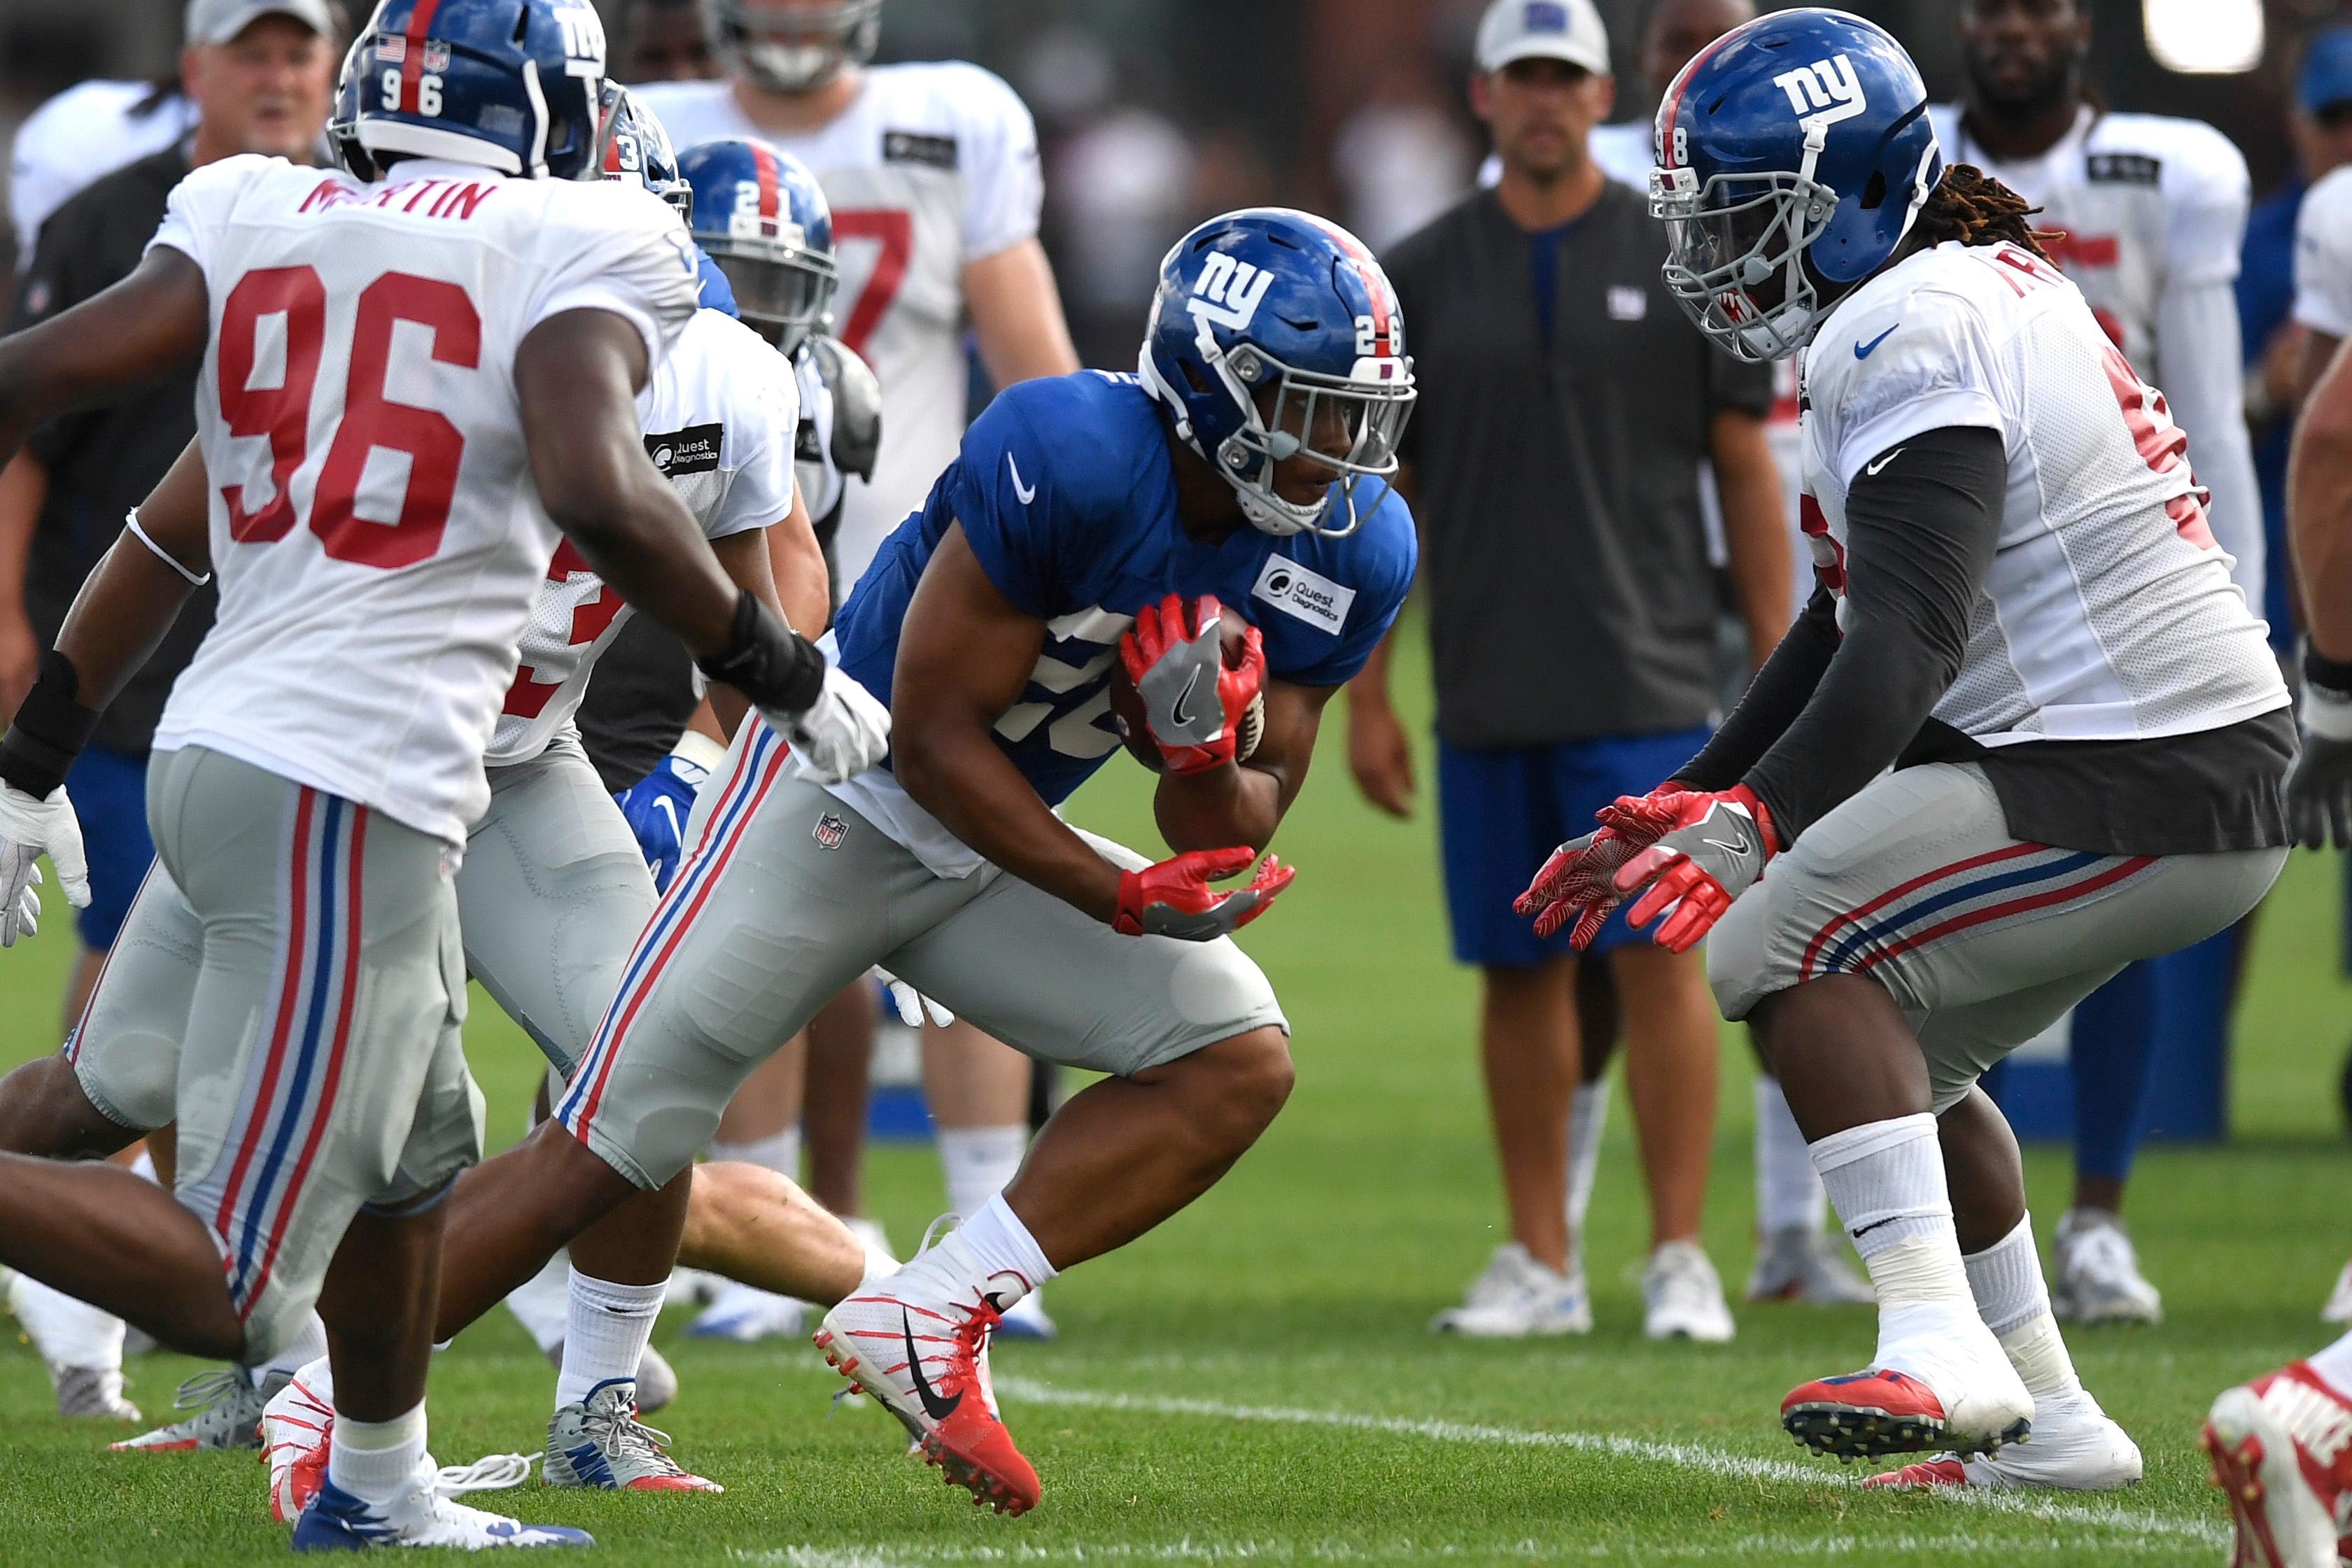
[0,247,209,469]
[2285,330,2352,847]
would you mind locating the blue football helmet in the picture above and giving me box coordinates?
[1139,208,1416,539]
[599,83,691,223]
[1649,7,1942,362]
[679,137,838,358]
[707,0,881,93]
[328,38,378,181]
[348,0,609,181]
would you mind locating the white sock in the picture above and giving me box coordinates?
[1965,1215,2084,1404]
[707,1124,801,1182]
[328,1400,425,1509]
[1811,1115,1974,1348]
[937,1124,1027,1222]
[1753,1075,1828,1236]
[503,1250,572,1355]
[953,1193,1057,1297]
[257,1310,329,1384]
[1564,1082,1607,1245]
[6,1275,125,1371]
[556,1271,666,1410]
[2306,1331,2352,1400]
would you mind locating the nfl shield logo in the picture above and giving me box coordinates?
[422,39,451,72]
[812,813,848,851]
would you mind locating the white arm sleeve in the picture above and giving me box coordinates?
[2156,275,2263,607]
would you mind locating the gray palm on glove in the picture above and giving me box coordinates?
[2289,687,2352,849]
[770,667,891,784]
[0,783,89,947]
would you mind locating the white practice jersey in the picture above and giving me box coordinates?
[149,155,702,845]
[1927,106,2262,603]
[2291,164,2352,340]
[491,307,798,766]
[8,80,197,264]
[1799,241,2283,749]
[793,347,845,523]
[639,64,1043,593]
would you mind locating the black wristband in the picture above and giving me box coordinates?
[697,591,826,716]
[2306,643,2352,701]
[0,649,99,799]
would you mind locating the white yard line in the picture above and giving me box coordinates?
[990,1376,2228,1547]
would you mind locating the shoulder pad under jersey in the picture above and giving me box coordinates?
[810,334,882,483]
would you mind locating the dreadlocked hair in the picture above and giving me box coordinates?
[1912,164,2059,261]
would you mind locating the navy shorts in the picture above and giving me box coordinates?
[66,745,156,950]
[1437,726,1712,969]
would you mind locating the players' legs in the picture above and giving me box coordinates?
[1719,762,2283,1462]
[923,1020,1047,1332]
[1476,959,1581,1274]
[689,1041,812,1342]
[1565,959,1617,1247]
[804,983,879,1217]
[59,743,157,1037]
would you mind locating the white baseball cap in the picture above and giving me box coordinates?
[185,0,336,47]
[1475,0,1610,77]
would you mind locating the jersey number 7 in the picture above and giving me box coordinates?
[216,265,480,569]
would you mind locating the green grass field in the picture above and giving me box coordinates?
[0,621,2346,1564]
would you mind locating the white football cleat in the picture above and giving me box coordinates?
[813,1227,1040,1515]
[1644,1241,1735,1343]
[1865,1392,2141,1490]
[264,1363,336,1523]
[1783,1313,2034,1462]
[2051,1209,2162,1325]
[685,1280,806,1343]
[2320,1261,2352,1326]
[291,1462,586,1551]
[1430,1243,1591,1338]
[2204,1363,2352,1568]
[51,1365,141,1422]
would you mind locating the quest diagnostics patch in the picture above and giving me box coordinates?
[1252,555,1354,635]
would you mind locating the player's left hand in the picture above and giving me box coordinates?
[1121,593,1264,775]
[1609,784,1778,954]
[773,667,891,784]
[0,782,86,948]
[1113,846,1294,940]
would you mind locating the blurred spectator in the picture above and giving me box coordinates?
[1351,0,1786,1343]
[1930,0,2261,1331]
[0,0,336,1036]
[1331,60,1474,252]
[1051,104,1196,367]
[8,78,196,269]
[619,0,719,85]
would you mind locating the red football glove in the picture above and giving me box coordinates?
[1113,846,1295,940]
[1513,782,1691,949]
[1612,784,1777,954]
[1120,593,1265,776]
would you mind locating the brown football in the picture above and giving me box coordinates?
[1108,615,1265,773]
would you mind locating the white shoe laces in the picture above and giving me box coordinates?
[433,1452,537,1496]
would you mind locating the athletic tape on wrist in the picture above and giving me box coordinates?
[0,649,99,799]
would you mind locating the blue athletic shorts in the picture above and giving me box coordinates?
[65,745,156,950]
[1437,726,1712,969]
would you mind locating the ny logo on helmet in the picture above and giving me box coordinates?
[1772,54,1866,131]
[1188,253,1276,333]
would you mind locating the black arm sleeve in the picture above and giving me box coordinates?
[1673,584,1840,792]
[1728,425,2006,845]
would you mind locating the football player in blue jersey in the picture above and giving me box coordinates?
[396,206,1416,1516]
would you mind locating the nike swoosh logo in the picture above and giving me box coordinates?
[1006,451,1037,505]
[1171,665,1204,728]
[1865,448,1906,476]
[1700,835,1745,854]
[1854,324,1898,360]
[902,1308,960,1422]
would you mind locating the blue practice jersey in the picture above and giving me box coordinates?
[833,371,1416,809]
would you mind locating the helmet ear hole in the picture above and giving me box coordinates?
[1181,361,1213,397]
[1861,171,1888,210]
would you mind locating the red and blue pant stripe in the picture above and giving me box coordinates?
[1801,842,2157,983]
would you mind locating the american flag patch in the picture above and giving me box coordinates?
[376,36,406,62]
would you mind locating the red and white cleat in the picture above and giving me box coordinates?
[1863,1394,2140,1490]
[1782,1364,2031,1462]
[812,1231,1041,1516]
[262,1362,335,1523]
[2204,1363,2352,1568]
